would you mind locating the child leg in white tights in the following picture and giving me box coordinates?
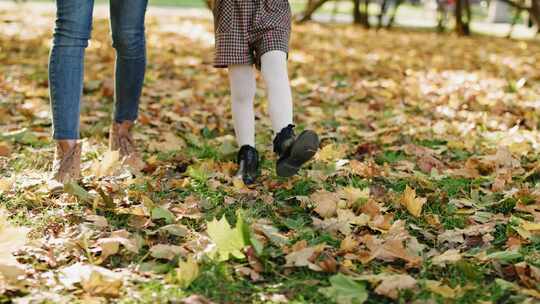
[228,50,318,183]
[229,50,293,147]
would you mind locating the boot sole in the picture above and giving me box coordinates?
[276,130,319,177]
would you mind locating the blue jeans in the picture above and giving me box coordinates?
[49,0,148,140]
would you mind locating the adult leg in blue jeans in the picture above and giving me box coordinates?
[48,0,147,186]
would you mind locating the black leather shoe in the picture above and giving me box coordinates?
[236,145,259,185]
[273,125,319,177]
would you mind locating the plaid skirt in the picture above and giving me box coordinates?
[213,0,291,69]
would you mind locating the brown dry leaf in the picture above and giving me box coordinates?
[312,210,369,236]
[181,295,216,304]
[401,186,426,217]
[0,142,11,157]
[349,160,379,178]
[59,263,122,296]
[91,150,121,177]
[374,274,417,299]
[515,262,540,289]
[431,249,462,266]
[284,243,326,271]
[310,190,339,219]
[96,230,139,261]
[149,244,187,260]
[340,235,359,253]
[417,155,445,173]
[148,132,186,152]
[0,209,29,281]
[81,270,123,298]
[369,214,394,232]
[361,221,422,267]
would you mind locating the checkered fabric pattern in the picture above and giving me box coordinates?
[213,0,291,69]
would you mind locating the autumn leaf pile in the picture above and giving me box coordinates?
[1,4,540,304]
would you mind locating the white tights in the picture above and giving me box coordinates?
[228,50,293,148]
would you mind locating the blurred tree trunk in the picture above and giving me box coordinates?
[532,0,540,31]
[353,0,370,27]
[386,0,403,28]
[455,0,471,35]
[378,0,388,27]
[298,0,330,23]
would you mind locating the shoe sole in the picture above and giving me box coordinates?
[276,130,319,178]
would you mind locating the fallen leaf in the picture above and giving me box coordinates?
[320,273,368,304]
[401,186,426,217]
[310,190,339,218]
[181,295,216,304]
[431,249,462,266]
[175,256,200,288]
[91,150,120,177]
[150,244,187,260]
[374,274,417,299]
[0,209,29,280]
[285,243,326,271]
[81,269,123,298]
[206,214,248,261]
[59,263,122,297]
[425,280,458,298]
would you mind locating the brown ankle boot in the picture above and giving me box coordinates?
[50,140,81,185]
[109,121,137,158]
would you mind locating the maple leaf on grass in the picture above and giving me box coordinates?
[401,185,426,217]
[320,273,368,304]
[206,213,249,261]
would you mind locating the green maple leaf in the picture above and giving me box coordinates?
[320,274,368,304]
[206,213,248,261]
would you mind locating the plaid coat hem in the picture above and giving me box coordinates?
[213,0,292,69]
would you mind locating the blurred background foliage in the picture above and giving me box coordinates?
[6,0,540,37]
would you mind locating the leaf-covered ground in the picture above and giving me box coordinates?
[1,4,540,304]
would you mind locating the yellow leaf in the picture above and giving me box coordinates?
[340,235,359,253]
[521,220,540,231]
[176,256,200,289]
[0,177,15,193]
[346,103,368,119]
[425,280,458,298]
[316,144,346,163]
[206,214,247,261]
[401,186,426,217]
[339,186,369,205]
[81,270,123,298]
